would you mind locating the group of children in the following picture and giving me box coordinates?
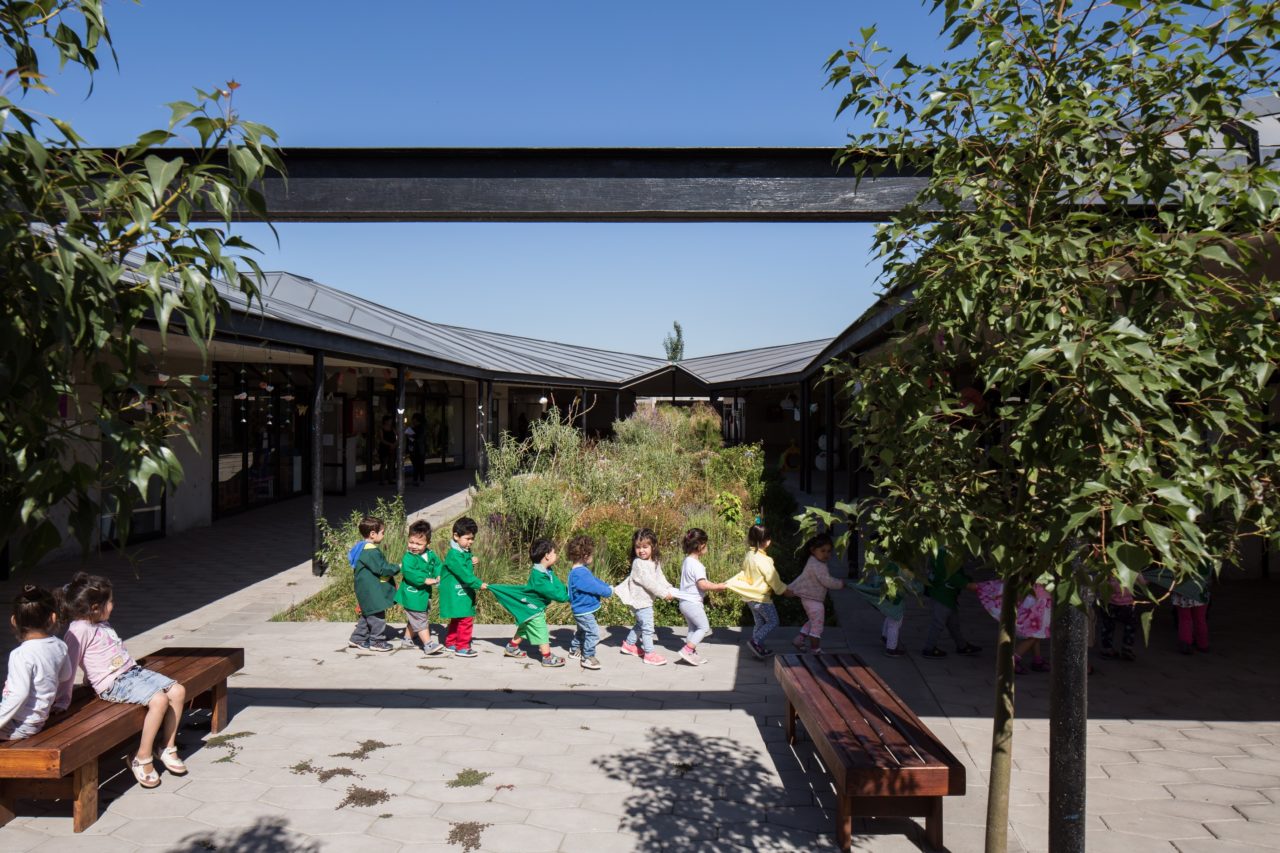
[345,514,858,669]
[0,576,191,790]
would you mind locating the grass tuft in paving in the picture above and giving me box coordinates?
[446,768,492,788]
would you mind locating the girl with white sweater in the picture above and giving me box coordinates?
[615,528,677,666]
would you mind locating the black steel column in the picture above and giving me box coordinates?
[799,381,811,493]
[824,374,836,511]
[395,365,406,497]
[311,351,325,575]
[1049,600,1088,853]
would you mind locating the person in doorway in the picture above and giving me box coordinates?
[407,413,426,486]
[377,414,397,485]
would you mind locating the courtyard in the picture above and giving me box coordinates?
[1,479,1277,852]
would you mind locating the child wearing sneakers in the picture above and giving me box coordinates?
[921,547,981,660]
[726,522,791,659]
[788,533,846,653]
[348,515,400,652]
[439,517,488,658]
[567,536,613,670]
[396,520,446,656]
[615,527,676,666]
[677,528,728,666]
[491,538,568,667]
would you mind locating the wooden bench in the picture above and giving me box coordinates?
[775,652,966,851]
[0,646,244,832]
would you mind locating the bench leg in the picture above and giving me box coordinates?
[785,701,797,745]
[923,796,943,850]
[210,680,228,733]
[837,795,853,852]
[72,760,98,833]
[0,783,15,828]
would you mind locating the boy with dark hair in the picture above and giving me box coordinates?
[438,517,488,658]
[348,516,399,652]
[489,539,568,667]
[396,520,446,656]
[566,536,613,671]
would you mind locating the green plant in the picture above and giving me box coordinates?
[713,491,743,528]
[823,2,1280,848]
[0,1,281,568]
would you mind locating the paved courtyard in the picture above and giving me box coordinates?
[2,477,1278,852]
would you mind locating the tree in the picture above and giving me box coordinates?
[663,320,685,362]
[0,0,281,569]
[812,2,1279,850]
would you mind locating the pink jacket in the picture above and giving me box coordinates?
[788,556,845,602]
[62,620,136,695]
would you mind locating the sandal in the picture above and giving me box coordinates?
[130,755,161,788]
[1014,654,1028,675]
[159,746,188,775]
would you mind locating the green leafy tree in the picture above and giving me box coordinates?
[663,320,684,362]
[812,1,1279,848]
[1,0,281,568]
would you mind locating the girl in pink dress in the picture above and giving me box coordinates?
[970,579,1052,674]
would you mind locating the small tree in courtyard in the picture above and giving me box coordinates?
[663,320,685,362]
[0,1,281,568]
[814,1,1279,849]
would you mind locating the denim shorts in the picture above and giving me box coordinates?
[100,666,175,705]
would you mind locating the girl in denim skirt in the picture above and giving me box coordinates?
[57,573,188,789]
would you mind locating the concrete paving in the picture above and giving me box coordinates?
[1,474,1278,852]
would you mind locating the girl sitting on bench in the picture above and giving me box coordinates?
[57,573,189,789]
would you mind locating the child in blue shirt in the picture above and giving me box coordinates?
[566,535,612,671]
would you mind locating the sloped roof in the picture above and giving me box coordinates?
[680,338,834,385]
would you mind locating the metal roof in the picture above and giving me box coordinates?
[680,338,834,385]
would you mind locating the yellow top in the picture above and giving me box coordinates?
[725,549,787,603]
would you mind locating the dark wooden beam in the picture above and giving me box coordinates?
[148,147,927,223]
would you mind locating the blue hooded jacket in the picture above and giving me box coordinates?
[568,565,613,615]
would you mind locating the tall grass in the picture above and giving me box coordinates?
[277,405,807,628]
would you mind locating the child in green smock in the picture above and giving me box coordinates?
[396,519,446,656]
[490,538,569,667]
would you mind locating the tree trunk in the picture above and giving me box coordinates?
[985,580,1019,853]
[1049,599,1088,852]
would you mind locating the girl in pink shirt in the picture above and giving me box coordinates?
[57,573,188,789]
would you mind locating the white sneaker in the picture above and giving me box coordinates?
[679,645,705,666]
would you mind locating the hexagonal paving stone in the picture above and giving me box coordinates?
[106,791,202,820]
[1204,819,1280,847]
[173,778,270,803]
[367,814,453,844]
[464,822,563,853]
[527,806,619,834]
[1101,813,1213,840]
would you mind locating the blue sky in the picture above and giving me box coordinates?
[28,1,950,358]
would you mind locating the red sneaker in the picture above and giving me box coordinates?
[620,641,641,658]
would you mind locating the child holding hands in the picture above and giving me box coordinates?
[439,517,489,658]
[615,527,676,666]
[567,536,613,670]
[726,523,791,659]
[491,538,569,667]
[677,528,728,666]
[788,533,846,653]
[396,519,446,656]
[348,515,400,652]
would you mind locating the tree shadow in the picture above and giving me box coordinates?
[592,725,842,852]
[166,817,319,853]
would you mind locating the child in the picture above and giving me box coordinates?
[567,536,613,671]
[921,547,981,659]
[348,515,400,652]
[677,528,728,666]
[57,573,188,789]
[396,520,446,656]
[726,523,790,659]
[1095,576,1144,661]
[972,579,1052,673]
[848,566,913,658]
[788,533,846,653]
[490,538,568,667]
[614,527,676,666]
[0,586,73,741]
[438,516,488,658]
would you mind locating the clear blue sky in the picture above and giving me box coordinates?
[29,1,950,358]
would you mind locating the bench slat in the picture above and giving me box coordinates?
[0,649,242,779]
[799,654,927,768]
[829,653,966,794]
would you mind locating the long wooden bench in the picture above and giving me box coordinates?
[775,652,966,851]
[0,646,244,832]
